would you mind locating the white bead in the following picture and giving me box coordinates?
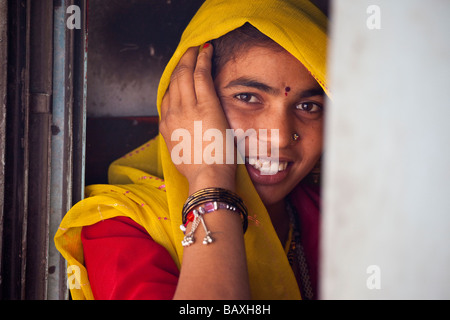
[203,235,213,245]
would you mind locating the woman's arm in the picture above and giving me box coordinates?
[159,45,251,300]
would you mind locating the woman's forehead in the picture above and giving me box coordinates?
[215,46,319,90]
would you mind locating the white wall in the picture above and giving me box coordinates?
[321,0,450,299]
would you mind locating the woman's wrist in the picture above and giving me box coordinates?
[180,187,248,240]
[188,166,236,194]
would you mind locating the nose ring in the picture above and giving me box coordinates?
[292,133,300,141]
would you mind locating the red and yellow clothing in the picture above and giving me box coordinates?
[80,181,320,300]
[54,0,328,300]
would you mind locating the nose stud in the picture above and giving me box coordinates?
[292,132,300,142]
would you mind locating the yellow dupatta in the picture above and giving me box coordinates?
[54,0,328,300]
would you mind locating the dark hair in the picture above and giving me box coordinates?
[210,23,284,78]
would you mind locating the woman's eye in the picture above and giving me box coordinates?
[234,93,260,103]
[295,102,322,113]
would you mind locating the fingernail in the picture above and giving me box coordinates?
[202,43,210,49]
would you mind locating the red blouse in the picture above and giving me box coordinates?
[81,216,179,299]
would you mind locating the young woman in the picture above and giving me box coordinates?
[55,0,328,300]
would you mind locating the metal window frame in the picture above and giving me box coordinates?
[0,0,87,300]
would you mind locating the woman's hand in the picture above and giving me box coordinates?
[159,44,236,193]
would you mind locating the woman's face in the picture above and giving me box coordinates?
[214,46,325,206]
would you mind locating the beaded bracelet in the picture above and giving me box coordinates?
[180,188,248,247]
[182,188,248,231]
[181,201,241,229]
[180,201,241,246]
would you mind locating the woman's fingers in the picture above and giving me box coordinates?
[170,47,198,107]
[194,43,219,105]
[165,44,218,112]
[159,91,170,120]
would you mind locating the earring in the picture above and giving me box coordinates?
[306,158,321,185]
[310,159,321,185]
[292,133,300,141]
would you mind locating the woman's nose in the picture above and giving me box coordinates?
[256,108,297,153]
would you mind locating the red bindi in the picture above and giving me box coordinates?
[285,86,291,96]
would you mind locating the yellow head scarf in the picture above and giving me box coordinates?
[55,0,328,300]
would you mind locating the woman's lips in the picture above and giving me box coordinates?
[245,157,292,185]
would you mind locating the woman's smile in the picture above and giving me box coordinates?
[245,157,292,185]
[245,157,289,175]
[214,46,325,206]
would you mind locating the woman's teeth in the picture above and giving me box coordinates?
[247,158,288,175]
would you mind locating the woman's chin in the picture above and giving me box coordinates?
[244,162,310,207]
[246,175,290,207]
